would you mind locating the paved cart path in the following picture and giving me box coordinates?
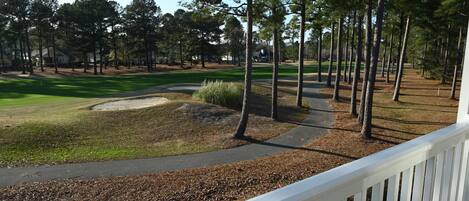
[0,78,334,187]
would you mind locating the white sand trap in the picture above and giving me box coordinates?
[92,97,170,111]
[167,86,201,91]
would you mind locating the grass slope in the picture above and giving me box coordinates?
[0,85,307,167]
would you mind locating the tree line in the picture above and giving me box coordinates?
[0,0,467,138]
[197,0,467,138]
[0,0,244,74]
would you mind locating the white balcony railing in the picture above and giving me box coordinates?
[250,123,469,201]
[249,21,469,201]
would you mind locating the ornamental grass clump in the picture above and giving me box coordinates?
[193,80,243,108]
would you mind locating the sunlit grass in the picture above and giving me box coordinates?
[1,64,319,108]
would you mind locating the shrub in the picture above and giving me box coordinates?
[193,80,243,108]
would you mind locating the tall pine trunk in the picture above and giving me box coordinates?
[422,42,428,77]
[20,37,26,74]
[152,46,156,70]
[179,42,184,68]
[362,0,386,138]
[0,39,4,72]
[358,0,373,124]
[392,17,411,102]
[26,28,33,74]
[394,14,404,85]
[99,47,104,74]
[442,26,451,84]
[13,40,18,67]
[145,39,150,72]
[318,29,323,82]
[234,0,253,138]
[343,18,349,82]
[333,17,344,101]
[52,31,58,73]
[272,26,279,120]
[201,42,206,68]
[386,29,394,83]
[296,0,306,107]
[381,36,388,78]
[450,27,464,99]
[348,11,357,84]
[327,23,335,87]
[238,49,242,67]
[351,15,363,116]
[83,52,88,73]
[39,30,44,72]
[113,26,118,69]
[93,47,98,75]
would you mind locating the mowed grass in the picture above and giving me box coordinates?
[0,84,307,167]
[0,100,217,167]
[0,63,320,108]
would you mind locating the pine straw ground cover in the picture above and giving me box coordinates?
[0,70,459,201]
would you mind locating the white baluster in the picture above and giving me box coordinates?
[457,140,469,201]
[412,162,426,201]
[387,174,399,201]
[449,143,464,201]
[423,157,436,201]
[371,182,384,201]
[354,192,363,201]
[432,152,446,201]
[400,167,414,201]
[441,147,455,200]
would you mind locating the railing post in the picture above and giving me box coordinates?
[457,21,469,123]
[459,19,469,201]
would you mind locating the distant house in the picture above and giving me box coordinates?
[86,52,104,63]
[254,48,272,63]
[31,48,70,66]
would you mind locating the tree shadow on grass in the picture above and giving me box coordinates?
[400,93,445,98]
[401,86,452,90]
[398,100,458,108]
[374,116,453,126]
[239,136,359,160]
[372,125,424,136]
[309,107,348,114]
[369,136,400,145]
[302,91,333,100]
[373,105,457,114]
[284,120,357,132]
[373,133,411,142]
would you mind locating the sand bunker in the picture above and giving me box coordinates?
[167,86,201,91]
[92,97,170,111]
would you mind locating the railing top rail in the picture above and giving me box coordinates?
[249,122,469,201]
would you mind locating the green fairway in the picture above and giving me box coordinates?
[1,64,320,108]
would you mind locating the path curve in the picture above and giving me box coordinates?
[0,79,333,187]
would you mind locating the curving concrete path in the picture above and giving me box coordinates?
[0,79,334,187]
